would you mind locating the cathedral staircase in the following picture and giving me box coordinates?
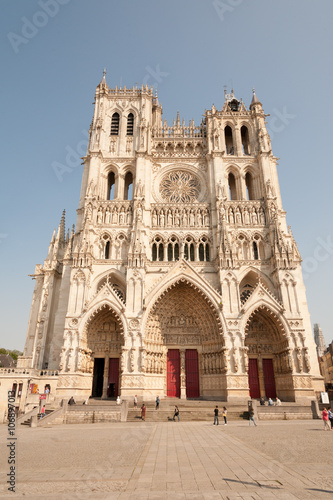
[126,399,248,423]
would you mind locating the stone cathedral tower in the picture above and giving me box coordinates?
[14,74,324,405]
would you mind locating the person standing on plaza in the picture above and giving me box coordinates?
[134,395,138,409]
[155,395,160,410]
[322,407,331,430]
[172,405,180,421]
[214,405,219,425]
[222,406,227,425]
[328,407,333,429]
[249,407,257,426]
[141,403,146,421]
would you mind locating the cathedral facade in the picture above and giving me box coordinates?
[12,74,324,407]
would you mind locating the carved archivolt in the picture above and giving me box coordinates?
[144,281,224,375]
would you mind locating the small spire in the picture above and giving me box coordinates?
[98,69,108,89]
[176,111,180,127]
[250,87,261,108]
[56,209,66,243]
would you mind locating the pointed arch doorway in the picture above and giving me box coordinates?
[86,305,124,398]
[245,307,290,400]
[145,280,224,399]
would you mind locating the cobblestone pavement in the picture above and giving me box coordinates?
[0,419,332,499]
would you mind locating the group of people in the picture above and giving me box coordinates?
[213,406,227,425]
[260,396,281,406]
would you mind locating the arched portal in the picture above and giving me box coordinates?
[85,305,124,399]
[245,307,292,401]
[145,281,225,399]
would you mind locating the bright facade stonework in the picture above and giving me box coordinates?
[3,75,324,415]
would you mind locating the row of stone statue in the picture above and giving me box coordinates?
[96,204,133,225]
[219,204,266,226]
[142,351,164,374]
[201,352,226,374]
[152,207,210,228]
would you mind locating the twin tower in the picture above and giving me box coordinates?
[15,73,323,406]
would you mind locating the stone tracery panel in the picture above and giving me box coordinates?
[160,171,200,203]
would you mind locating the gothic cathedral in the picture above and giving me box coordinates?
[15,74,324,403]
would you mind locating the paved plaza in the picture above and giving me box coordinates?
[1,419,332,499]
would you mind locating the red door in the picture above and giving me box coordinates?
[185,349,199,398]
[248,359,260,399]
[167,349,180,397]
[262,358,277,399]
[108,358,119,398]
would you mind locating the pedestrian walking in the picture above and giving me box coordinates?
[214,405,219,425]
[249,407,257,426]
[141,403,146,421]
[40,405,46,419]
[222,406,227,425]
[155,395,160,410]
[328,407,333,429]
[172,405,180,422]
[322,407,331,430]
[134,395,138,409]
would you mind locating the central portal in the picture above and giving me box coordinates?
[145,281,224,399]
[166,349,200,398]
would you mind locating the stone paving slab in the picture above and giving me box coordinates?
[0,420,332,498]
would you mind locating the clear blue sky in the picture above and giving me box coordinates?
[1,0,332,350]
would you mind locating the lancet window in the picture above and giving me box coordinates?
[245,172,255,200]
[228,173,237,200]
[110,112,120,135]
[241,125,250,155]
[124,172,133,200]
[107,172,116,200]
[224,125,234,155]
[127,113,134,136]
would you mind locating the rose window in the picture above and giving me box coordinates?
[160,171,200,203]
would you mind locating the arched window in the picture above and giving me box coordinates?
[184,237,195,261]
[110,112,120,135]
[127,113,134,136]
[124,172,133,200]
[224,126,234,155]
[245,172,255,200]
[253,241,259,260]
[241,125,250,155]
[167,237,179,261]
[199,237,210,261]
[228,173,237,200]
[152,237,164,261]
[105,241,110,259]
[107,172,115,200]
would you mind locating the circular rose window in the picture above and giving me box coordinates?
[160,171,200,203]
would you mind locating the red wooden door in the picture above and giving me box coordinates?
[108,358,119,398]
[262,358,277,399]
[248,359,260,399]
[167,349,180,397]
[185,349,199,398]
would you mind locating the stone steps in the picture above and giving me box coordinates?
[21,409,53,425]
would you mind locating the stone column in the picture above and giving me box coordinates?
[102,355,110,399]
[180,348,186,399]
[257,355,265,397]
